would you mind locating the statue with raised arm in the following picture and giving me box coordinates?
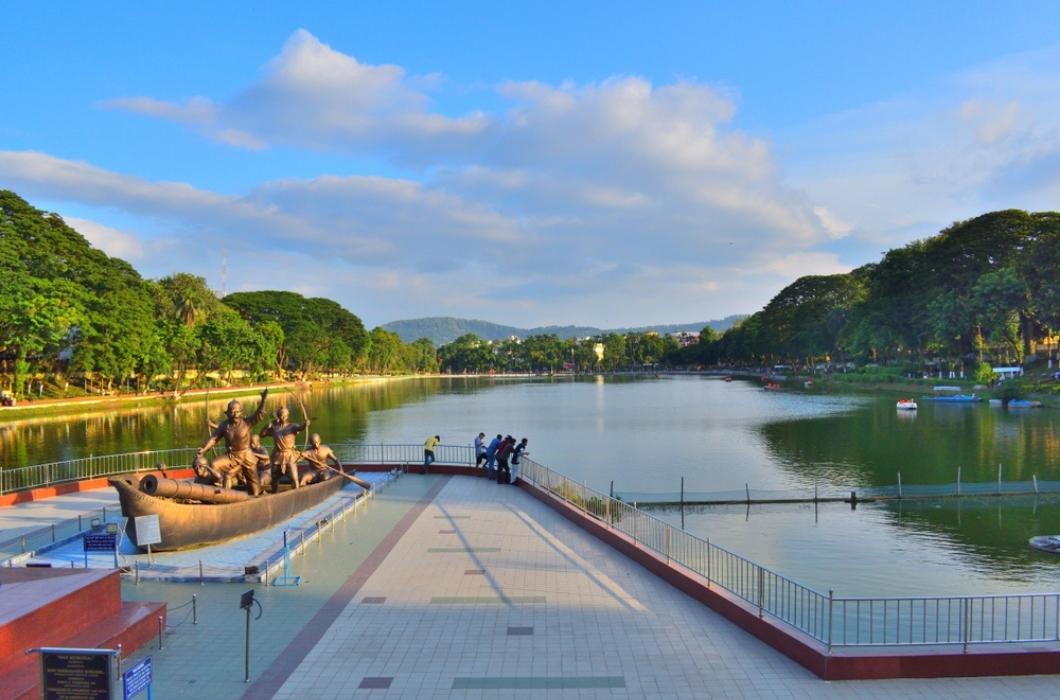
[261,405,307,492]
[196,388,270,495]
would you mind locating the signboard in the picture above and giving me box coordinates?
[122,656,151,700]
[83,533,117,553]
[39,647,116,700]
[133,515,161,546]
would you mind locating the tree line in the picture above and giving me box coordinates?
[0,191,438,397]
[433,210,1058,377]
[676,210,1059,375]
[3,188,1055,396]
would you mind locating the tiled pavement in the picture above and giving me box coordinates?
[260,476,1060,699]
[0,489,119,541]
[119,475,442,699]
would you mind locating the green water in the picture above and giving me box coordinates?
[3,375,1058,595]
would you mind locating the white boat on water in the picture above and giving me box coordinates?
[1029,535,1060,554]
[896,399,918,411]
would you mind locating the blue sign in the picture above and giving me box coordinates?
[83,532,117,552]
[123,656,152,699]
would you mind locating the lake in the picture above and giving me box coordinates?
[2,375,1058,595]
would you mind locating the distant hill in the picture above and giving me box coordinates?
[381,315,746,346]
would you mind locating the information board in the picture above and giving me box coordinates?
[83,533,117,552]
[133,515,161,546]
[39,648,115,700]
[122,656,151,699]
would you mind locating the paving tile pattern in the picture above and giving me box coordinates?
[272,476,1060,698]
[116,476,443,700]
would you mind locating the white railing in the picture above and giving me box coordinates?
[516,455,1060,650]
[0,448,201,494]
[3,445,1058,649]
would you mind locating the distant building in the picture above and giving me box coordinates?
[992,366,1023,380]
[670,331,700,348]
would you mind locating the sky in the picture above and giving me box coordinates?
[3,2,1060,329]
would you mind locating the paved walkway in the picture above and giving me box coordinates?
[256,475,1058,698]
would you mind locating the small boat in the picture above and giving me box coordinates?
[110,471,353,551]
[1029,535,1060,554]
[1007,399,1043,409]
[723,376,733,382]
[924,394,981,403]
[764,382,782,391]
[896,399,918,411]
[803,380,813,388]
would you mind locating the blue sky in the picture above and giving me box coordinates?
[3,2,1060,328]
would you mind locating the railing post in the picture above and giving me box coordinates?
[827,590,834,653]
[962,597,970,653]
[706,538,710,588]
[757,566,764,618]
[665,527,671,565]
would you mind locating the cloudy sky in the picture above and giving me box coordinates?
[3,3,1060,328]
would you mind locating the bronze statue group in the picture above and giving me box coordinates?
[474,432,529,485]
[193,388,349,496]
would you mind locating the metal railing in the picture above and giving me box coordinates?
[1,448,201,494]
[3,444,1058,649]
[516,455,1060,650]
[0,444,475,494]
[330,443,476,467]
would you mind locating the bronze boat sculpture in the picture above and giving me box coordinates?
[110,389,371,551]
[109,472,350,551]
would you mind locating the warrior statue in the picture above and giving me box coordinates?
[260,405,308,492]
[195,388,270,495]
[249,434,272,491]
[299,433,341,486]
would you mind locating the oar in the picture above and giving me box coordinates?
[301,455,372,490]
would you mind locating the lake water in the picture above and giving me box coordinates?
[3,375,1058,595]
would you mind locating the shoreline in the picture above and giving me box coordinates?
[2,370,1055,421]
[0,375,427,421]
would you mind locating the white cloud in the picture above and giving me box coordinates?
[63,216,145,260]
[107,29,487,153]
[786,46,1060,252]
[6,30,892,325]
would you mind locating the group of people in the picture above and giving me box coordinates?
[475,433,528,484]
[421,433,529,484]
[194,388,344,496]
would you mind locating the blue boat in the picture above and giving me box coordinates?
[924,394,981,403]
